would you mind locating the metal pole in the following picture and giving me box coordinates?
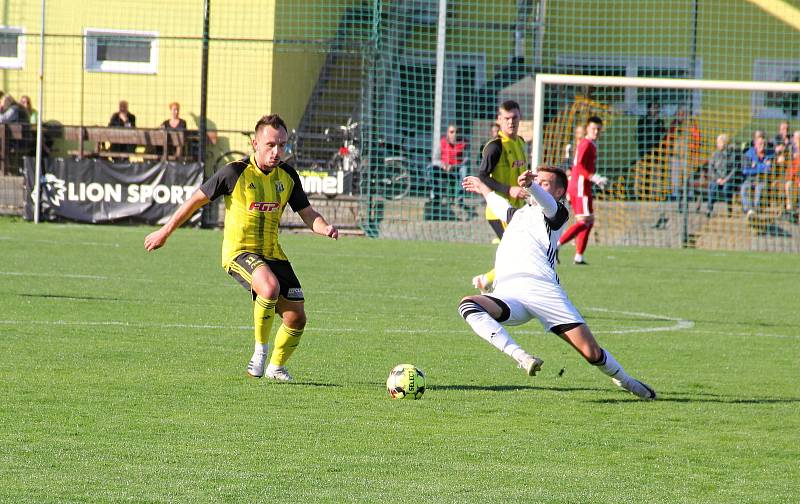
[431,0,447,165]
[199,0,212,227]
[33,0,46,224]
[682,0,699,247]
[199,0,210,169]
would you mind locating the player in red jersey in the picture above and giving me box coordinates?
[558,116,607,265]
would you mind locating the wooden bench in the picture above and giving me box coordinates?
[64,126,187,161]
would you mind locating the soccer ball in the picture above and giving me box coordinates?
[386,364,426,400]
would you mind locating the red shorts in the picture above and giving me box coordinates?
[567,186,593,216]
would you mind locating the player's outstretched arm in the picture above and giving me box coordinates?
[463,176,514,223]
[144,189,210,251]
[297,206,339,240]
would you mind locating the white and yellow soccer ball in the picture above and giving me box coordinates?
[386,364,426,400]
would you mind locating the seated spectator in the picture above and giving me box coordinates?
[108,100,136,154]
[637,101,665,159]
[741,132,773,218]
[771,120,791,163]
[706,134,738,218]
[785,130,800,222]
[161,102,187,130]
[160,102,187,159]
[488,123,500,141]
[19,95,36,124]
[0,95,28,124]
[426,124,469,210]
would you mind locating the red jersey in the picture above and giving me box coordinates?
[568,137,597,198]
[441,137,466,167]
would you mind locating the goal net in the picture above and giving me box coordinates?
[529,74,800,252]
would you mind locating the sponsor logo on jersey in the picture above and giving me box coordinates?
[248,182,256,190]
[249,201,280,212]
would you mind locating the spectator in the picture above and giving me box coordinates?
[427,124,469,211]
[741,132,773,218]
[19,95,36,124]
[108,100,135,128]
[706,133,738,218]
[160,101,187,159]
[666,104,701,203]
[489,123,500,141]
[0,95,27,124]
[637,101,665,158]
[160,102,187,130]
[108,100,136,154]
[784,130,800,222]
[771,120,791,163]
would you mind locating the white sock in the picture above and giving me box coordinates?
[464,311,522,358]
[574,253,583,263]
[594,348,631,381]
[253,342,268,355]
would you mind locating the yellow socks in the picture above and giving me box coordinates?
[269,324,303,367]
[253,295,277,347]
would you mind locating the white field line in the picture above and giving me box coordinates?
[0,308,698,337]
[584,307,695,334]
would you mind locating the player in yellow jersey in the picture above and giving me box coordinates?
[144,114,338,381]
[471,100,529,293]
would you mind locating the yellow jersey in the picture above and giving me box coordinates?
[200,157,309,267]
[477,131,528,220]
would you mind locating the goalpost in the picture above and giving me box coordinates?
[530,74,800,252]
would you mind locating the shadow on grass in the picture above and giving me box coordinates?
[283,381,342,388]
[20,293,122,302]
[433,383,607,393]
[588,392,800,404]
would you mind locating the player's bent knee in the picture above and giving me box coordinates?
[458,298,486,319]
[280,306,307,329]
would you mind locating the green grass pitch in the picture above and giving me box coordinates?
[1,216,798,503]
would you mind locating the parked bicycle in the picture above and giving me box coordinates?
[326,118,411,200]
[211,131,252,173]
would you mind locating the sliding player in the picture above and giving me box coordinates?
[471,100,529,292]
[458,168,655,400]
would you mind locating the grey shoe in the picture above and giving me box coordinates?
[265,365,294,382]
[612,376,656,400]
[517,353,544,376]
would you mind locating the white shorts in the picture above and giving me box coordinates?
[489,277,585,332]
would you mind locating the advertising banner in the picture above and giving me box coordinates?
[24,157,204,225]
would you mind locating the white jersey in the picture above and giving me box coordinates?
[494,200,570,285]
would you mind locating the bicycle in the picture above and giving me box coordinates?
[211,131,252,173]
[326,118,411,200]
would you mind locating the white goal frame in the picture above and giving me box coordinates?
[531,73,800,168]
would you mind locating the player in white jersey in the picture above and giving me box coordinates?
[459,167,656,400]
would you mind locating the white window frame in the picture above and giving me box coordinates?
[752,59,800,119]
[0,26,25,69]
[385,50,487,149]
[84,28,158,74]
[556,54,703,116]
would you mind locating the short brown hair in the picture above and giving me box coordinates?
[168,102,180,110]
[537,165,568,191]
[499,100,520,113]
[255,114,287,135]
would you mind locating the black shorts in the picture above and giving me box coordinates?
[227,252,304,301]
